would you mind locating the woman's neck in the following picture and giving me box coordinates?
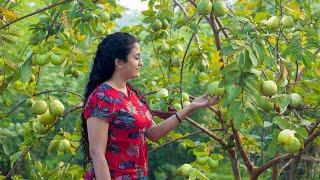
[106,76,127,92]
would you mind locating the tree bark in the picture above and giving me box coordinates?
[272,163,280,180]
[227,148,241,180]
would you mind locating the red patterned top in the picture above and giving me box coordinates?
[83,82,153,180]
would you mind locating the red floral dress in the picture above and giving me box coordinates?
[83,82,153,180]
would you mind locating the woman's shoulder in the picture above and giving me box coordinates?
[86,82,116,105]
[95,81,114,94]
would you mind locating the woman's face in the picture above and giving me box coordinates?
[122,42,143,79]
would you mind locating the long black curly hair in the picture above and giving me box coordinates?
[81,32,150,170]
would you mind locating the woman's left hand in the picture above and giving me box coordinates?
[189,93,220,110]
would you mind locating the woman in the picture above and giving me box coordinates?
[81,32,217,180]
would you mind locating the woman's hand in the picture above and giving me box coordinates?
[189,93,220,110]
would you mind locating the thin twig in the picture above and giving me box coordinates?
[185,117,228,148]
[231,122,254,173]
[148,128,222,153]
[0,0,73,30]
[179,26,197,108]
[151,41,167,84]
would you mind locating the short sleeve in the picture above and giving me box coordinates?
[83,88,115,123]
[145,109,155,129]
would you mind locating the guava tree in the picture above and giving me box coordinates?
[0,0,319,180]
[132,0,320,179]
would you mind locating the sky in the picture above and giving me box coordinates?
[116,0,149,29]
[118,0,148,11]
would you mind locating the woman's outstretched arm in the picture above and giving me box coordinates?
[146,94,219,141]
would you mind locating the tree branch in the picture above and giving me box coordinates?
[254,154,294,177]
[141,90,158,97]
[186,0,221,48]
[300,155,320,163]
[5,146,32,179]
[172,0,188,16]
[151,40,167,84]
[314,48,320,56]
[227,148,242,180]
[185,117,228,149]
[209,107,228,132]
[309,118,320,135]
[215,16,229,39]
[209,12,222,51]
[179,30,196,108]
[0,0,73,30]
[231,123,254,173]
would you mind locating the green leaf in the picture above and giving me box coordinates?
[47,140,58,154]
[80,0,96,9]
[243,73,259,96]
[270,94,291,114]
[193,150,208,157]
[189,23,199,34]
[107,0,117,7]
[248,47,258,67]
[221,44,239,56]
[189,169,198,180]
[266,130,281,157]
[210,153,224,160]
[224,85,242,107]
[2,35,19,44]
[183,139,195,147]
[252,42,265,61]
[79,22,89,35]
[141,9,155,16]
[238,51,252,72]
[294,127,308,139]
[272,116,291,129]
[253,12,269,23]
[159,9,174,19]
[221,62,238,75]
[20,55,32,82]
[234,109,245,129]
[227,100,241,119]
[263,56,276,67]
[34,160,42,170]
[70,134,81,141]
[247,107,263,127]
[225,70,241,86]
[67,3,79,22]
[10,151,22,168]
[302,51,315,69]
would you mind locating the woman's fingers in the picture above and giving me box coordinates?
[192,93,221,107]
[206,96,220,106]
[199,93,209,99]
